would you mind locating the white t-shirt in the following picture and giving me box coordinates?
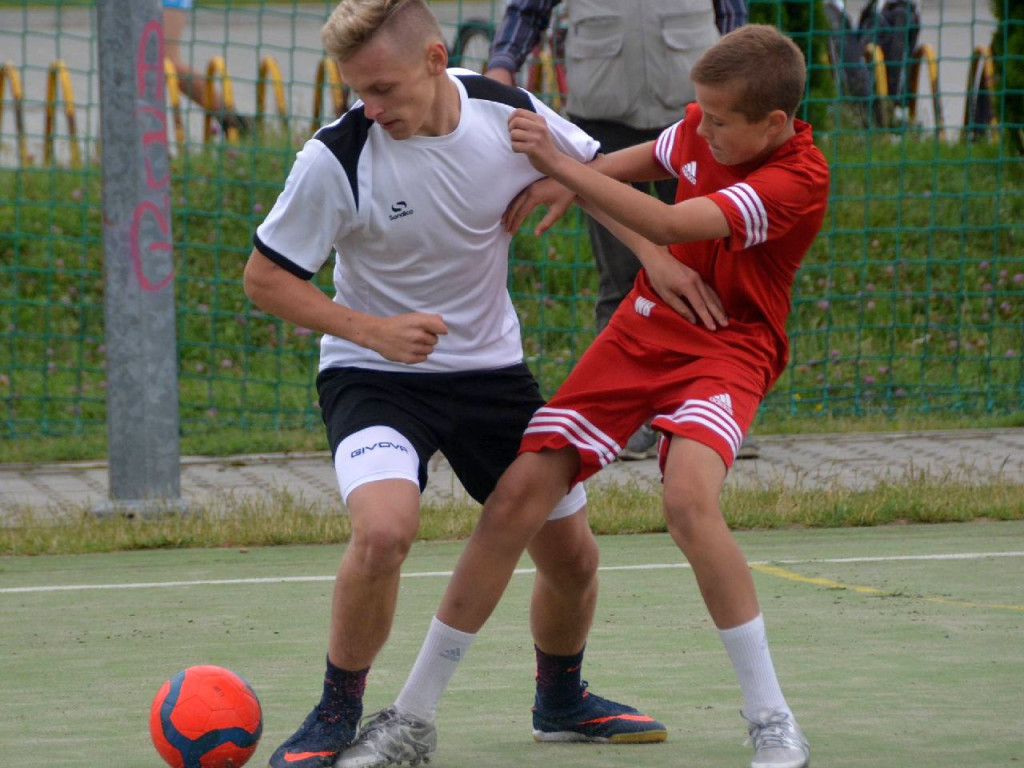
[254,70,600,373]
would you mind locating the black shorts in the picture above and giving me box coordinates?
[315,363,544,505]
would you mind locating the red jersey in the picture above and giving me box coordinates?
[608,102,829,390]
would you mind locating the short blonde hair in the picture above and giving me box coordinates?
[321,0,443,62]
[691,24,806,121]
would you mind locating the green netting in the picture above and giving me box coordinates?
[0,0,1021,443]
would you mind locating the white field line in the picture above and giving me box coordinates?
[2,551,1023,595]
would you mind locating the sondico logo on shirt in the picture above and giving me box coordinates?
[634,296,656,317]
[388,200,414,221]
[681,161,697,185]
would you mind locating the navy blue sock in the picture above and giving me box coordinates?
[534,645,584,711]
[319,656,368,724]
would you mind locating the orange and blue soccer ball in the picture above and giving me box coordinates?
[149,664,263,768]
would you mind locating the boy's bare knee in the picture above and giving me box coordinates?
[527,509,598,599]
[662,490,720,545]
[481,466,550,532]
[552,551,598,593]
[538,542,598,592]
[348,524,415,574]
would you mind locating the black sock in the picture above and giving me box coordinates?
[534,645,584,711]
[319,655,368,723]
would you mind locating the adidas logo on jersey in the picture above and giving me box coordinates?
[682,161,697,185]
[709,393,733,415]
[634,296,656,317]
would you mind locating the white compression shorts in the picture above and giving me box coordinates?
[334,426,586,521]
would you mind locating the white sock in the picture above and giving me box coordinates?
[393,616,475,722]
[718,613,790,718]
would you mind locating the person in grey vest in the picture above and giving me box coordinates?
[485,0,756,460]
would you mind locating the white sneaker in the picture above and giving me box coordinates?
[743,709,810,768]
[334,707,436,768]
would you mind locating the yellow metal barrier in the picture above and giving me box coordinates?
[44,59,81,167]
[203,55,241,143]
[0,61,29,165]
[537,47,563,114]
[964,45,998,139]
[257,55,289,135]
[865,43,890,99]
[863,42,891,127]
[9,53,339,164]
[863,41,945,134]
[313,56,348,133]
[162,53,331,147]
[907,43,945,139]
[164,57,186,148]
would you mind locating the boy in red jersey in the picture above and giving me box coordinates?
[364,24,827,768]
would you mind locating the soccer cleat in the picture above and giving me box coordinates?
[266,705,358,768]
[334,707,437,768]
[532,681,667,743]
[743,709,810,768]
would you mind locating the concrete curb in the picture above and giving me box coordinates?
[2,429,1022,519]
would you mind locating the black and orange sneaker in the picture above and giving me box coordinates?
[531,681,667,744]
[267,704,358,768]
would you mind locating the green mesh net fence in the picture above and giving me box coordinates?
[0,0,1021,443]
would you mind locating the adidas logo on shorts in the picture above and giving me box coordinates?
[709,393,733,415]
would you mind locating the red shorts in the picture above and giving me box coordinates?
[520,327,765,484]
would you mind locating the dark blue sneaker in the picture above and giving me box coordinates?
[267,704,359,768]
[532,681,667,743]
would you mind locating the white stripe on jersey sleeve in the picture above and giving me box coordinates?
[654,120,684,177]
[720,182,769,249]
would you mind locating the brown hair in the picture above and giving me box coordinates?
[321,0,443,63]
[691,24,806,122]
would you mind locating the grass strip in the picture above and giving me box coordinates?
[3,473,1022,556]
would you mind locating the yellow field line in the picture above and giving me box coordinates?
[750,563,1024,611]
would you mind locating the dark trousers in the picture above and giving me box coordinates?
[570,116,678,331]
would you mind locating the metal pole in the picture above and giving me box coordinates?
[96,0,182,512]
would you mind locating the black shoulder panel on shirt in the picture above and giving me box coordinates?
[313,106,373,210]
[456,74,536,112]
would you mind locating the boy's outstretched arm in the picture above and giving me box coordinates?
[502,175,576,236]
[503,143,665,235]
[578,200,728,331]
[508,109,730,246]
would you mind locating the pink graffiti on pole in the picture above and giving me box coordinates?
[130,18,174,293]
